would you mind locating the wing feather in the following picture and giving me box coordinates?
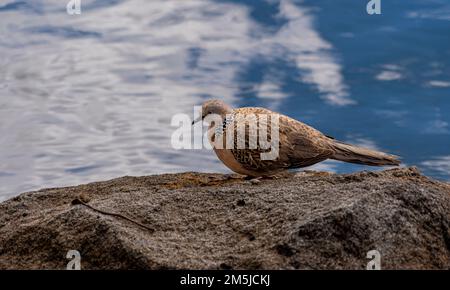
[227,108,334,173]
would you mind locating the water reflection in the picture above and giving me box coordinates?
[0,0,449,200]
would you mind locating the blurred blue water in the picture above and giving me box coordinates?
[0,0,449,200]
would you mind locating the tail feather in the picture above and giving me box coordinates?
[330,140,400,166]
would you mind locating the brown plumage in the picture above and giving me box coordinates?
[193,100,400,177]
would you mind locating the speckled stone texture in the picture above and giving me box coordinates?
[0,167,449,269]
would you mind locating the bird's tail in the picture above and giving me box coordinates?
[330,140,400,166]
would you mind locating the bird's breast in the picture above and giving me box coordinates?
[207,126,256,176]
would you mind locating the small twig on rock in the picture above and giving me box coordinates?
[71,197,155,233]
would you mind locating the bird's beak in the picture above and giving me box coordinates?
[192,116,202,126]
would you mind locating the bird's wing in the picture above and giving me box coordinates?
[228,108,335,172]
[279,115,335,168]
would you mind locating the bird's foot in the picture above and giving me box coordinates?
[244,174,283,181]
[242,176,262,184]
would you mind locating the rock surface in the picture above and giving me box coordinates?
[0,167,449,270]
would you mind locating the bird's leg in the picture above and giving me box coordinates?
[267,174,281,180]
[245,176,262,184]
[244,174,281,181]
[259,175,280,180]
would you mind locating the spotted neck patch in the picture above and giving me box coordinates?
[215,114,234,137]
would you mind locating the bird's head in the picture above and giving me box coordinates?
[192,99,232,125]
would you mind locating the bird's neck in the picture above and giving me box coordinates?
[209,113,234,130]
[207,113,234,147]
